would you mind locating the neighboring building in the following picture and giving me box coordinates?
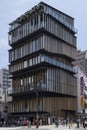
[6,88,12,117]
[0,69,12,121]
[73,50,87,115]
[8,2,77,122]
[0,88,5,120]
[0,68,12,92]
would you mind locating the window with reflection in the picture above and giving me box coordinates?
[24,60,27,68]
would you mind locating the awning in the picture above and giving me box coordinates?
[8,111,49,118]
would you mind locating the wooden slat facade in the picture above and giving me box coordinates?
[8,2,77,121]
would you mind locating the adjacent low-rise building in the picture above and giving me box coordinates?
[73,50,87,116]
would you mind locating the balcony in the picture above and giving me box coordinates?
[8,83,47,96]
[8,22,44,45]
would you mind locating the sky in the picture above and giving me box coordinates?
[0,0,87,69]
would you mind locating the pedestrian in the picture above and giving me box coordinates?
[40,119,42,125]
[55,119,59,127]
[77,119,80,128]
[27,120,31,128]
[83,120,85,128]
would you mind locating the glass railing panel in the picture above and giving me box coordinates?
[41,56,45,62]
[9,21,44,44]
[41,55,76,73]
[44,6,75,32]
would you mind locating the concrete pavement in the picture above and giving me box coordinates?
[0,124,86,130]
[38,124,86,130]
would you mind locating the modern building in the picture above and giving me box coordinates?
[8,2,77,123]
[73,50,87,115]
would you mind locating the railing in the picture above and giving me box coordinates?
[44,5,76,33]
[42,56,77,73]
[9,22,44,45]
[8,83,47,95]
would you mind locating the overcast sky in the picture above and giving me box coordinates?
[0,0,87,69]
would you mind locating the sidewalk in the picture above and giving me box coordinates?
[0,126,23,130]
[39,124,74,130]
[0,124,86,130]
[38,124,86,130]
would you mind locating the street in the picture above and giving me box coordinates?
[0,124,86,130]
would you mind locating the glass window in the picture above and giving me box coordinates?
[29,77,31,84]
[24,60,27,68]
[33,57,36,65]
[38,55,40,63]
[34,17,37,25]
[40,14,43,22]
[20,78,23,86]
[31,19,33,25]
[41,55,45,62]
[32,40,36,52]
[30,59,32,66]
[12,50,14,61]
